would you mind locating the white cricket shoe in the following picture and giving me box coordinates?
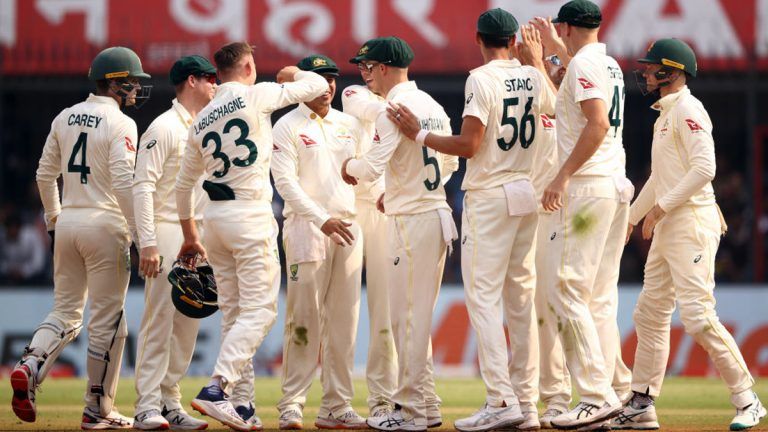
[367,408,426,431]
[730,393,766,431]
[279,407,304,430]
[10,360,37,423]
[163,407,209,430]
[190,385,249,432]
[134,409,170,430]
[371,404,393,419]
[518,410,541,430]
[315,409,368,429]
[576,420,611,431]
[541,408,565,429]
[454,403,524,432]
[550,401,621,430]
[81,407,134,430]
[235,403,263,431]
[612,404,659,430]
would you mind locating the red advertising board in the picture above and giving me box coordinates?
[0,0,765,76]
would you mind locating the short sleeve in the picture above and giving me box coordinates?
[462,73,493,126]
[568,57,606,103]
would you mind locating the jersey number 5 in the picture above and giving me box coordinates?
[202,118,258,178]
[67,132,91,184]
[422,146,441,191]
[497,97,536,151]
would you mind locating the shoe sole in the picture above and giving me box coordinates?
[169,424,209,431]
[730,406,766,431]
[10,368,36,423]
[80,419,134,430]
[427,420,442,428]
[612,424,660,430]
[191,400,250,432]
[134,421,171,430]
[315,420,368,429]
[551,406,623,430]
[279,421,303,430]
[454,416,525,432]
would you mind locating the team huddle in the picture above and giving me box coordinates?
[7,0,766,431]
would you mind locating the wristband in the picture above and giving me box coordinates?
[415,129,430,145]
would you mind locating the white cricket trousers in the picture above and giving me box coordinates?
[543,176,628,407]
[389,210,445,427]
[278,220,364,417]
[203,202,280,395]
[631,204,754,407]
[536,211,633,411]
[134,221,202,413]
[461,187,538,411]
[38,217,130,410]
[356,200,397,411]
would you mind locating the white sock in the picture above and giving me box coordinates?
[207,376,222,388]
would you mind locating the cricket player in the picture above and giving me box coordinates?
[341,36,458,432]
[341,83,398,421]
[132,55,216,430]
[10,46,150,429]
[270,54,367,430]
[174,42,328,432]
[389,10,556,431]
[618,38,765,431]
[539,0,634,428]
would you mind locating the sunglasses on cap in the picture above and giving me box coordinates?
[196,73,217,84]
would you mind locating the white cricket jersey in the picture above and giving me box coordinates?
[629,87,717,224]
[341,84,386,203]
[271,104,359,227]
[175,71,327,219]
[133,99,209,247]
[36,94,136,231]
[531,114,558,205]
[461,59,556,190]
[556,43,626,177]
[346,81,457,215]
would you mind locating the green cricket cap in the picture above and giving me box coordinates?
[169,55,216,85]
[349,36,414,68]
[297,54,339,76]
[477,8,519,37]
[552,0,602,29]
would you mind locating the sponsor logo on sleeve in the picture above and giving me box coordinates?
[145,139,157,150]
[465,92,474,105]
[578,78,596,89]
[685,118,704,132]
[125,136,136,152]
[344,89,357,98]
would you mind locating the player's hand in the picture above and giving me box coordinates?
[178,238,207,263]
[642,204,666,240]
[276,66,301,84]
[625,223,634,245]
[139,245,162,279]
[321,218,355,246]
[376,193,385,214]
[517,25,544,69]
[387,103,420,140]
[542,174,569,212]
[341,158,358,185]
[530,17,565,56]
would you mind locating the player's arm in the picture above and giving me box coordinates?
[36,114,63,232]
[256,67,328,113]
[530,16,570,67]
[175,129,207,260]
[657,106,716,212]
[110,118,139,244]
[133,124,172,278]
[344,112,400,182]
[342,85,386,123]
[437,112,460,185]
[271,120,354,246]
[629,174,657,226]
[542,98,609,211]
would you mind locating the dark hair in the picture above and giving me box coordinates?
[95,79,111,94]
[214,42,254,73]
[478,32,513,49]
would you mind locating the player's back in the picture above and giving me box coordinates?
[556,43,626,176]
[190,82,274,205]
[40,94,136,226]
[383,83,452,215]
[462,59,555,191]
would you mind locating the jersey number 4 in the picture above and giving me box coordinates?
[497,96,536,151]
[67,132,91,184]
[202,118,258,178]
[608,85,623,137]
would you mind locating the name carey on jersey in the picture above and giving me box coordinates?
[68,113,102,129]
[193,96,246,134]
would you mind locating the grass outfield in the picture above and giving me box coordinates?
[1,377,766,431]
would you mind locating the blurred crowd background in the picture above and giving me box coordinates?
[1,0,766,286]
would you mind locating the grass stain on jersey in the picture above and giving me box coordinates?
[293,326,308,346]
[571,210,596,236]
